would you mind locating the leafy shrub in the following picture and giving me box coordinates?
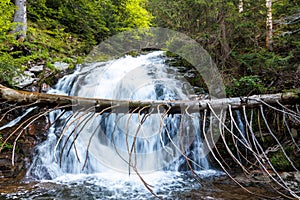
[226,75,266,97]
[0,54,22,86]
[236,50,293,74]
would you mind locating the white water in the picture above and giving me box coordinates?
[0,107,36,131]
[25,51,219,199]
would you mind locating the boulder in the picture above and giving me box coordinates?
[29,65,44,73]
[53,62,69,71]
[12,71,35,88]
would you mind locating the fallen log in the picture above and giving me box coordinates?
[0,84,299,199]
[0,84,299,113]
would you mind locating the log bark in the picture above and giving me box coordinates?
[0,84,299,114]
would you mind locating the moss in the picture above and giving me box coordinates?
[67,63,76,70]
[269,149,294,171]
[0,133,13,152]
[282,89,300,100]
[46,63,58,72]
[127,50,139,57]
[62,57,73,64]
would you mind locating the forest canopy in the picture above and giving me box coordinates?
[0,0,152,85]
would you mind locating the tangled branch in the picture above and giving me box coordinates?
[0,84,299,198]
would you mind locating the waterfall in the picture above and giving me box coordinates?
[27,51,210,180]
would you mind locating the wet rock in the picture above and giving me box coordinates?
[295,172,300,183]
[278,171,300,191]
[0,116,49,179]
[0,154,15,178]
[0,155,11,167]
[27,124,36,136]
[41,83,51,92]
[291,128,298,138]
[53,61,69,71]
[20,137,37,155]
[12,71,36,88]
[29,65,44,73]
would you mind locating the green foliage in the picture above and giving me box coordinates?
[235,49,293,73]
[226,76,266,97]
[0,55,20,85]
[0,0,15,35]
[0,133,13,151]
[117,0,153,30]
[0,21,83,86]
[270,150,293,171]
[46,62,57,71]
[27,0,152,51]
[0,0,153,86]
[0,1,20,85]
[0,64,19,86]
[0,0,299,92]
[148,0,300,93]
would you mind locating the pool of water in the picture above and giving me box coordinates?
[0,170,281,200]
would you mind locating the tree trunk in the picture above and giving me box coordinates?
[218,12,230,67]
[266,0,273,50]
[238,0,243,13]
[0,84,299,114]
[12,0,27,41]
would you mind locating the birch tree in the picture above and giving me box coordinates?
[266,0,273,50]
[238,0,243,13]
[12,0,27,41]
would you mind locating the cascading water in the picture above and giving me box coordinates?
[23,51,220,199]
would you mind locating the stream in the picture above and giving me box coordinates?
[0,51,279,199]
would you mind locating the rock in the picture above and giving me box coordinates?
[41,83,51,92]
[0,154,14,178]
[291,128,298,138]
[29,65,44,73]
[27,124,35,136]
[295,172,300,183]
[0,157,11,167]
[281,172,290,179]
[53,61,69,71]
[24,70,35,77]
[12,71,36,88]
[0,115,49,179]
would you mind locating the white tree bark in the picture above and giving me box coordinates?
[13,0,27,40]
[0,84,299,114]
[266,0,273,50]
[238,0,243,13]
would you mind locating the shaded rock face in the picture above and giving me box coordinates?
[0,64,75,180]
[0,112,49,179]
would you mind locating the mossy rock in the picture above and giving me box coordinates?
[269,150,295,171]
